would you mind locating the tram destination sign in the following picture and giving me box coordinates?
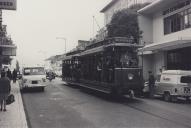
[112,37,134,44]
[0,0,16,10]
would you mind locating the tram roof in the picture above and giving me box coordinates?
[80,43,142,56]
[62,54,80,61]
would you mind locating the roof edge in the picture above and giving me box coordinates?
[100,0,119,13]
[138,0,163,13]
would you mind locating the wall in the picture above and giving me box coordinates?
[138,15,153,45]
[154,52,166,74]
[152,9,191,44]
[141,54,154,80]
[104,0,128,25]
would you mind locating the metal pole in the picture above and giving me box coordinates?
[0,10,2,30]
[64,38,66,53]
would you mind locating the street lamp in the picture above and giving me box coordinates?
[56,37,67,54]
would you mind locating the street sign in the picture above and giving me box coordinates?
[0,0,16,10]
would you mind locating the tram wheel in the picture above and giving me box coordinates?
[186,97,190,102]
[110,88,121,100]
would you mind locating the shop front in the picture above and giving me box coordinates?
[140,39,191,80]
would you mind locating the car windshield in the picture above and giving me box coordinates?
[180,76,191,83]
[24,67,45,75]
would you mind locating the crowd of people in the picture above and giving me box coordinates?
[0,68,17,112]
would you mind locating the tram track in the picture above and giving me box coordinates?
[60,81,191,128]
[120,97,191,128]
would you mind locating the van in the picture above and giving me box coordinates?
[155,70,191,102]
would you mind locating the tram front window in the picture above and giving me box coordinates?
[118,50,138,68]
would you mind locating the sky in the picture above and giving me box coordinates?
[2,0,111,67]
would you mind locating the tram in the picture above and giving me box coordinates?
[62,37,143,97]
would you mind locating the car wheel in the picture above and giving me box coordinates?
[164,92,171,102]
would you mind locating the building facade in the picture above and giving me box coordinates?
[0,24,16,69]
[138,0,191,80]
[94,0,155,44]
[101,0,155,26]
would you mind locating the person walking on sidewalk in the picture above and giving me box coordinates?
[0,71,11,111]
[6,69,12,81]
[12,69,17,83]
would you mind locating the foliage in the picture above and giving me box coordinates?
[107,3,149,44]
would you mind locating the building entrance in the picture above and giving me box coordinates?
[167,47,191,70]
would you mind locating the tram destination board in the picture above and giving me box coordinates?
[111,37,134,44]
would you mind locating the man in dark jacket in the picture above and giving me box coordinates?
[148,71,155,98]
[0,71,11,111]
[6,69,12,80]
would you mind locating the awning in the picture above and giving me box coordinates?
[107,43,143,48]
[138,0,179,15]
[139,38,191,54]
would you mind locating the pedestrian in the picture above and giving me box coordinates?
[148,71,155,99]
[12,69,17,83]
[0,71,11,111]
[6,69,12,80]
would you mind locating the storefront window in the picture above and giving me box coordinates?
[167,47,191,70]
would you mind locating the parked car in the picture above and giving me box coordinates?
[155,70,191,102]
[20,67,47,91]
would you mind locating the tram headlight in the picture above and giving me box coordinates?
[128,73,134,80]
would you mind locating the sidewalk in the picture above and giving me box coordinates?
[0,81,28,128]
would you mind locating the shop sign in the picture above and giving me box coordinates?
[0,0,16,10]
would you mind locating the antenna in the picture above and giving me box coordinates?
[92,16,101,38]
[93,16,101,30]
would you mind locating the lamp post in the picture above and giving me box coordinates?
[56,37,67,54]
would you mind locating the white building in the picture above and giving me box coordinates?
[101,0,155,25]
[138,0,191,80]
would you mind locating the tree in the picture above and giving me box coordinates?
[107,3,149,44]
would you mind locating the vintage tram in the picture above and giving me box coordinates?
[62,37,143,97]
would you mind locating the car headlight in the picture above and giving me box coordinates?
[128,73,134,80]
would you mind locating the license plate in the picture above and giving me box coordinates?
[32,81,38,84]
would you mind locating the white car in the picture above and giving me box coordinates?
[20,67,46,91]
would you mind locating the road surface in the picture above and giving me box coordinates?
[21,78,191,128]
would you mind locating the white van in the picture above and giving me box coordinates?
[20,67,46,91]
[155,70,191,102]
